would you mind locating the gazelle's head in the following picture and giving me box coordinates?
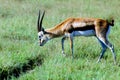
[37,10,50,46]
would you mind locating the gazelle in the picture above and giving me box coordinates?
[37,10,116,64]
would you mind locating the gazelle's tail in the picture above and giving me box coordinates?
[107,18,114,26]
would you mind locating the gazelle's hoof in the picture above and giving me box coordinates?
[62,53,66,57]
[97,59,101,63]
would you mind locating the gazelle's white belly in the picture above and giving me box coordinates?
[72,30,95,37]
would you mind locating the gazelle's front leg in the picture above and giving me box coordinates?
[69,34,74,58]
[61,36,66,56]
[61,33,74,58]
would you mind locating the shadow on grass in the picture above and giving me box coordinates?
[0,55,44,80]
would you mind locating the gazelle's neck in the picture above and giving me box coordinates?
[45,27,64,39]
[45,20,68,39]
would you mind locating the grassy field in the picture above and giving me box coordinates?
[0,0,120,80]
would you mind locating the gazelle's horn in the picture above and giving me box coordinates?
[37,10,41,32]
[40,10,45,31]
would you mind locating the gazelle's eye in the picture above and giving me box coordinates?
[39,36,41,40]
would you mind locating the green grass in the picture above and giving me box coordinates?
[0,0,120,80]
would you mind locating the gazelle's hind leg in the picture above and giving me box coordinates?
[97,37,107,63]
[97,36,116,64]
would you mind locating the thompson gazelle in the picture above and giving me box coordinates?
[37,10,116,64]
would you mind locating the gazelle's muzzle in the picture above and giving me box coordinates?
[39,39,46,46]
[40,43,43,46]
[38,40,43,46]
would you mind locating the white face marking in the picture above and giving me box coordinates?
[72,30,95,37]
[38,31,44,36]
[38,31,49,46]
